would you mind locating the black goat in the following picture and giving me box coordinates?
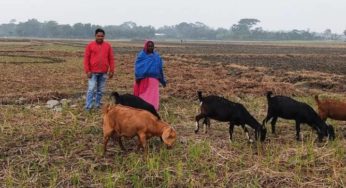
[195,91,267,142]
[262,91,335,142]
[110,92,161,120]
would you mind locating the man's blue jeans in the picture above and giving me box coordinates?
[85,73,107,109]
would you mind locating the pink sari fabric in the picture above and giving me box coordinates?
[133,77,160,111]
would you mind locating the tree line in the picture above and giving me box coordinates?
[0,18,344,41]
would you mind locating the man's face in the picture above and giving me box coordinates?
[147,42,154,53]
[95,32,105,43]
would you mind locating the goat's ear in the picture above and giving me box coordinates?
[169,128,177,138]
[168,129,174,138]
[163,128,173,138]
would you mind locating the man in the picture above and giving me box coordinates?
[84,28,115,110]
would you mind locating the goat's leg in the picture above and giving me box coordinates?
[136,135,142,151]
[112,134,117,145]
[117,136,126,151]
[103,130,113,155]
[241,125,253,143]
[262,115,271,126]
[262,115,273,134]
[229,123,235,141]
[255,127,261,141]
[295,120,301,141]
[271,117,278,134]
[203,117,210,134]
[103,136,110,155]
[138,134,148,154]
[195,114,204,134]
[206,118,211,132]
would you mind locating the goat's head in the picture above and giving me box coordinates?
[317,123,335,142]
[313,119,334,142]
[260,127,267,142]
[256,126,267,142]
[162,127,177,149]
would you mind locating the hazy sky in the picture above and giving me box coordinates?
[0,0,345,33]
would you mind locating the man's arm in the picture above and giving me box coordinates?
[108,45,115,78]
[84,44,91,78]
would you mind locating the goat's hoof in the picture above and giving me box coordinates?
[194,130,198,134]
[317,137,323,142]
[248,139,254,143]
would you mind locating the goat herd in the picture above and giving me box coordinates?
[102,91,346,154]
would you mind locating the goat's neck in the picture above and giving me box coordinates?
[246,117,261,130]
[155,121,168,136]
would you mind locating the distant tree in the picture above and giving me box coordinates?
[72,23,93,38]
[121,21,137,29]
[215,28,230,40]
[238,19,260,29]
[323,29,332,40]
[0,18,330,40]
[45,21,60,37]
[0,23,16,36]
[156,25,177,38]
[344,29,346,37]
[15,19,41,37]
[59,24,73,38]
[175,22,193,38]
[231,18,260,40]
[251,27,265,39]
[134,25,155,38]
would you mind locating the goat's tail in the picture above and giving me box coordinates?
[314,95,321,105]
[197,91,203,102]
[266,91,273,100]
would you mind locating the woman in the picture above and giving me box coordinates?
[134,40,166,111]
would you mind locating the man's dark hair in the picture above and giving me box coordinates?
[95,28,105,35]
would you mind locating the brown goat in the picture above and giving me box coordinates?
[102,104,176,154]
[315,95,346,121]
